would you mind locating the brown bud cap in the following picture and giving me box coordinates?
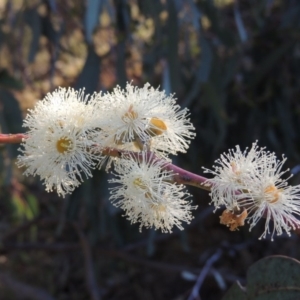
[219,208,248,231]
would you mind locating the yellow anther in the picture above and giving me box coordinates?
[122,105,138,122]
[150,203,166,213]
[230,162,240,175]
[264,185,280,204]
[133,178,147,190]
[149,117,167,136]
[56,137,73,154]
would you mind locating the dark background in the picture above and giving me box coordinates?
[1,0,300,299]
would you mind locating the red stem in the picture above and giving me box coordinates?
[0,133,211,191]
[0,133,27,144]
[165,163,211,191]
[101,148,211,191]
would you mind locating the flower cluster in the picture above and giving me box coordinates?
[17,88,102,196]
[17,83,196,232]
[91,83,195,166]
[15,83,300,239]
[109,152,196,233]
[204,142,300,240]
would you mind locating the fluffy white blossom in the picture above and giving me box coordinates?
[240,155,300,240]
[109,152,197,232]
[204,141,300,240]
[17,87,103,197]
[24,87,101,131]
[93,82,195,158]
[203,141,272,209]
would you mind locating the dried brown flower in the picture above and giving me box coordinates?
[220,209,248,231]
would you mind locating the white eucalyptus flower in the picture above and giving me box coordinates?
[17,87,102,197]
[93,82,195,158]
[202,141,274,209]
[240,155,300,240]
[109,152,197,232]
[204,141,300,240]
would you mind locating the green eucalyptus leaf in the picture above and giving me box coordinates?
[234,3,248,43]
[26,194,39,218]
[0,89,23,134]
[75,45,101,94]
[248,41,294,89]
[166,0,180,92]
[223,281,247,300]
[84,0,103,44]
[247,256,300,300]
[183,37,212,107]
[223,256,300,300]
[116,42,127,88]
[25,8,41,63]
[0,70,23,90]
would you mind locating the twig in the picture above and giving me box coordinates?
[0,133,27,144]
[188,249,223,300]
[165,162,211,190]
[1,216,41,241]
[122,207,214,252]
[0,133,211,191]
[0,241,200,273]
[1,217,60,242]
[1,241,198,273]
[0,271,55,300]
[0,241,242,285]
[1,242,79,252]
[3,217,102,300]
[100,148,211,190]
[72,223,101,300]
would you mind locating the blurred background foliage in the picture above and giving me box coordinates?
[1,0,300,299]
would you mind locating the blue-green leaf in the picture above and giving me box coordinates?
[223,256,300,300]
[85,0,103,44]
